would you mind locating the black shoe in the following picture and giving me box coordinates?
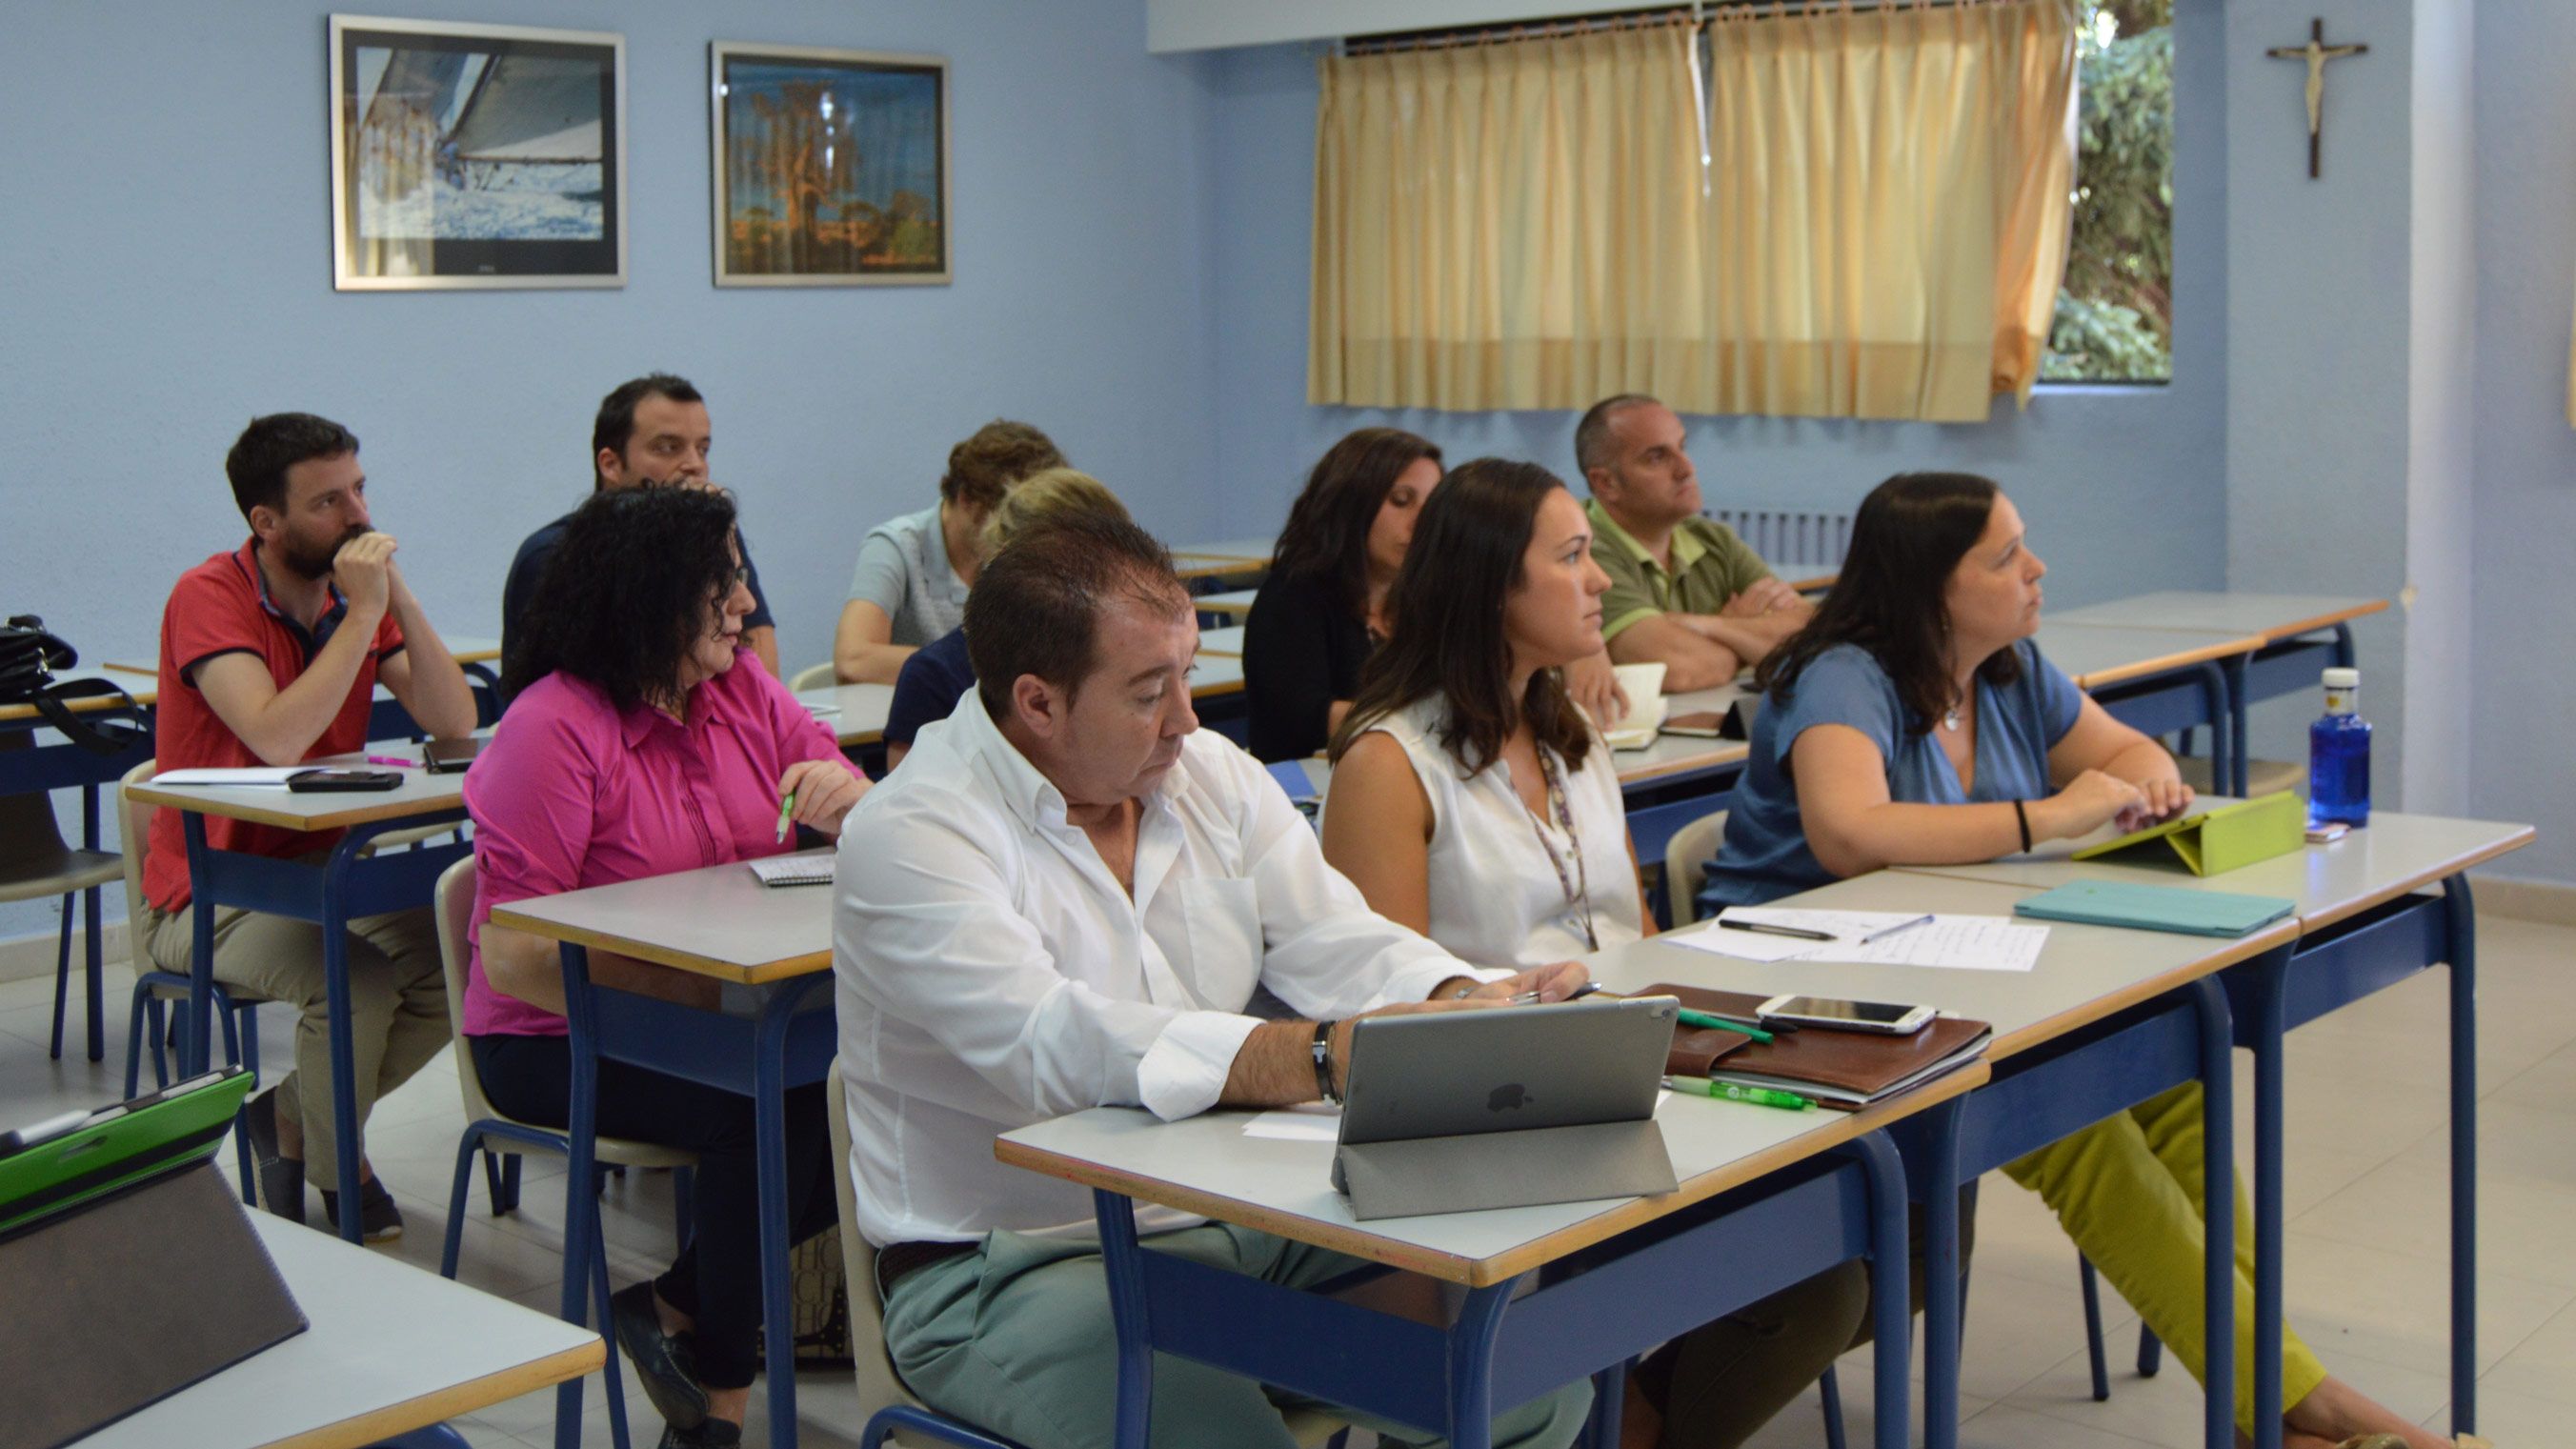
[322,1176,404,1243]
[655,1419,741,1449]
[241,1088,306,1227]
[612,1280,710,1432]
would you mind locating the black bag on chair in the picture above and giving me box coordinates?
[0,614,148,755]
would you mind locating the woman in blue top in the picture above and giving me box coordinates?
[1702,473,2452,1449]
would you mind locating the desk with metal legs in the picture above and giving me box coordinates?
[1896,811,2532,1448]
[1,669,155,1062]
[2049,594,2388,797]
[490,858,838,1449]
[1627,872,2272,1449]
[998,1074,1973,1449]
[127,758,470,1246]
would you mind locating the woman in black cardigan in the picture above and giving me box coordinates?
[1243,429,1440,763]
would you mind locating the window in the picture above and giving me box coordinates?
[2043,0,2173,384]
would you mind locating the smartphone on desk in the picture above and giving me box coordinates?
[287,768,403,793]
[1757,994,1935,1036]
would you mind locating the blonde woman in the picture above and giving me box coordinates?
[881,468,1129,769]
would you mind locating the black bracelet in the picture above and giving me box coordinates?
[1312,1020,1340,1105]
[2012,798,2032,854]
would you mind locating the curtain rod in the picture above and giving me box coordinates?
[1340,0,2000,56]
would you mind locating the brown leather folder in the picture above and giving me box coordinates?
[1646,983,1992,1109]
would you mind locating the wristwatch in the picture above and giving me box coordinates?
[1311,1020,1340,1105]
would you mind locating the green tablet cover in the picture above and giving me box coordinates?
[0,1068,252,1239]
[2069,790,2304,876]
[2013,880,2295,938]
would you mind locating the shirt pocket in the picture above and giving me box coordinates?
[1176,877,1263,1011]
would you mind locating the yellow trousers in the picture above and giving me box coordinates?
[2002,1082,2328,1436]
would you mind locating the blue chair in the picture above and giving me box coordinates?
[112,759,263,1199]
[0,741,124,1063]
[428,858,697,1277]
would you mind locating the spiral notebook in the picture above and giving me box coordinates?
[747,855,835,888]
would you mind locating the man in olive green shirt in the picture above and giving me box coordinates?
[1576,394,1812,693]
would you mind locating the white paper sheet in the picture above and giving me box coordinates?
[1805,916,2047,973]
[1242,1104,1340,1141]
[1663,908,1936,962]
[1665,911,2044,972]
[148,767,305,788]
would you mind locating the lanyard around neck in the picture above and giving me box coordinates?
[1520,746,1598,953]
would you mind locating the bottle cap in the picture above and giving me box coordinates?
[2322,667,2360,689]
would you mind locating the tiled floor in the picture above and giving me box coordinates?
[6,911,2571,1448]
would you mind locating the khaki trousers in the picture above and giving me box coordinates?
[143,898,449,1187]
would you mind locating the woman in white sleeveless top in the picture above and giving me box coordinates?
[1318,458,1644,966]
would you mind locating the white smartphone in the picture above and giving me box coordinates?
[1756,994,1935,1036]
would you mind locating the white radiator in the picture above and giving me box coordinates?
[1705,508,1853,569]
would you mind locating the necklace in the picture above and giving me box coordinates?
[1522,748,1599,952]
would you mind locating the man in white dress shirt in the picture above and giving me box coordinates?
[834,514,1593,1449]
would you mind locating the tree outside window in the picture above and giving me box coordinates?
[2043,0,2173,383]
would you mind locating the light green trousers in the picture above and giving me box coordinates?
[2003,1081,2328,1435]
[883,1223,1593,1449]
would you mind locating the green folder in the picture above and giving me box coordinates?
[2069,790,2304,876]
[2014,880,2295,937]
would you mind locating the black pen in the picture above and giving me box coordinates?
[1718,918,1835,942]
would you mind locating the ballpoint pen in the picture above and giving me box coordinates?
[775,790,796,844]
[1718,917,1835,942]
[362,755,418,769]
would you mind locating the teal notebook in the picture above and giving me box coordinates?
[2013,880,2294,938]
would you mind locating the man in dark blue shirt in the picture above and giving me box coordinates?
[501,373,780,696]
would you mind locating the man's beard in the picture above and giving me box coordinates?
[280,525,367,582]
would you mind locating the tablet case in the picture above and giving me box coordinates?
[2069,790,2304,876]
[1642,984,1992,1109]
[2012,880,2295,938]
[1,1162,307,1449]
[1330,1000,1679,1220]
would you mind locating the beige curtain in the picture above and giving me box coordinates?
[1309,0,2080,422]
[1309,21,1709,412]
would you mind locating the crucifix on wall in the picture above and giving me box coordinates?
[2266,17,2368,179]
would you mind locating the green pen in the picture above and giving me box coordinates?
[1676,1007,1774,1043]
[1662,1076,1814,1111]
[775,790,796,844]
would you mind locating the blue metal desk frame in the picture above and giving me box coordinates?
[2088,660,2238,800]
[1896,974,2242,1449]
[2229,875,2479,1448]
[0,719,153,1062]
[551,945,836,1449]
[1085,1134,1918,1449]
[2216,623,2358,798]
[177,810,470,1244]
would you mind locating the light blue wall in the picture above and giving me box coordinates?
[1202,1,2232,614]
[2469,0,2576,884]
[1,0,1234,946]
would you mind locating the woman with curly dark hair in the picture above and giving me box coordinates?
[470,485,870,1449]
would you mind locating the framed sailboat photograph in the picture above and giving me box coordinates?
[710,42,951,287]
[329,15,626,290]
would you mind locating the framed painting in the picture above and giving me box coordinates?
[710,43,951,287]
[329,15,625,290]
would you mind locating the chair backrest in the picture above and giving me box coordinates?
[433,856,505,1127]
[788,662,835,692]
[1662,809,1731,928]
[825,1057,927,1421]
[114,758,158,942]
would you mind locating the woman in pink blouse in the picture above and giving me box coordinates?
[467,486,868,1449]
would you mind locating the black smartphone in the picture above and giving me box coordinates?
[422,736,483,774]
[287,768,403,793]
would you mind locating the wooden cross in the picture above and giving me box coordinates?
[2266,17,2367,178]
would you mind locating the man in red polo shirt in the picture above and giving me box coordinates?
[137,412,478,1241]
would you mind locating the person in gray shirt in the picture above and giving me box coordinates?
[833,420,1062,683]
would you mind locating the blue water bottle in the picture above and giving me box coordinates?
[2307,667,2370,829]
